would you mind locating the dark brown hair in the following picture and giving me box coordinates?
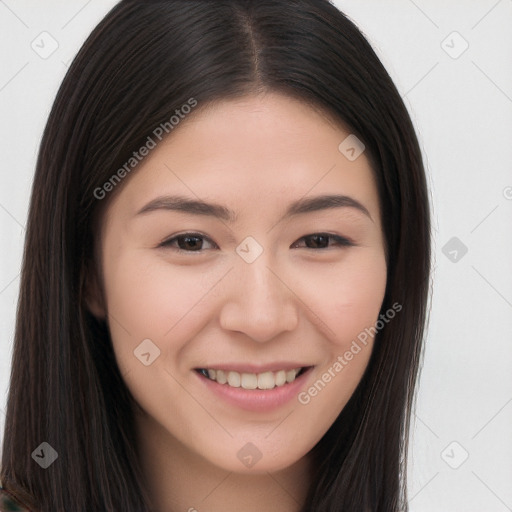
[1,1,431,510]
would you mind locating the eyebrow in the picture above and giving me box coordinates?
[136,193,373,223]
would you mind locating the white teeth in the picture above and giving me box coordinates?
[227,371,241,387]
[286,369,297,383]
[257,371,275,390]
[201,367,304,389]
[241,373,258,390]
[275,370,287,387]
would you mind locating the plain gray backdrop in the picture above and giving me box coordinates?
[1,1,511,510]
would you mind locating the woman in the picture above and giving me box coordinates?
[0,0,431,510]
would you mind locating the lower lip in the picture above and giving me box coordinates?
[195,367,314,412]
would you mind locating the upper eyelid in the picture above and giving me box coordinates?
[159,232,217,248]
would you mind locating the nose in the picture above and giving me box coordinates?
[218,254,299,343]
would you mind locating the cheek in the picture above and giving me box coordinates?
[300,249,388,347]
[291,251,387,440]
[101,250,225,370]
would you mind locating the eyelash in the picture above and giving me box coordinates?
[158,232,354,253]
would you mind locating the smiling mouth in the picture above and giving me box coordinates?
[195,367,310,390]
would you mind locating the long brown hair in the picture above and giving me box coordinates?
[1,1,431,510]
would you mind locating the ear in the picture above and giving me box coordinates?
[83,262,107,320]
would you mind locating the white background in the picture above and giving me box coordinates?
[0,1,511,510]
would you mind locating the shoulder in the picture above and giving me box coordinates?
[0,487,33,512]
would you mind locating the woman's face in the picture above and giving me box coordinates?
[91,92,387,474]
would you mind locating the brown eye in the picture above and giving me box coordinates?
[159,233,217,252]
[292,233,354,249]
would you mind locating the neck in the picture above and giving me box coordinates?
[134,411,313,512]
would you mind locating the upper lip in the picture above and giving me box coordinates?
[195,362,312,373]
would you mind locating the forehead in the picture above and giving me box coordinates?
[104,92,380,226]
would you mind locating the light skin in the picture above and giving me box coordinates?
[87,92,387,512]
